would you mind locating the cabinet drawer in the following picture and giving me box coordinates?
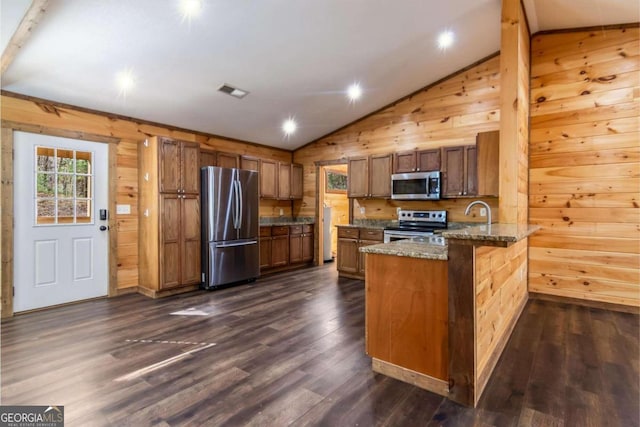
[289,225,303,235]
[302,224,313,234]
[260,226,272,237]
[359,229,383,241]
[272,226,289,236]
[338,227,359,239]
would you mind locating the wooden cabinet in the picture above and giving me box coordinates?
[216,151,240,169]
[476,130,499,196]
[139,136,201,297]
[260,224,314,272]
[291,164,303,200]
[337,227,384,279]
[347,154,392,198]
[260,159,278,199]
[241,156,260,171]
[278,162,291,200]
[289,224,314,264]
[393,149,440,173]
[200,149,217,168]
[441,131,498,198]
[270,226,290,267]
[366,254,448,382]
[289,225,303,264]
[302,224,314,262]
[160,138,200,194]
[259,227,272,269]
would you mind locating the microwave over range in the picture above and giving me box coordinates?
[391,171,441,200]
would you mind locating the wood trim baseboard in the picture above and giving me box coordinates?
[372,358,449,397]
[114,286,139,296]
[529,292,640,315]
[137,284,200,299]
[531,22,640,38]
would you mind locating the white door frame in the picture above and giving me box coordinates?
[1,123,119,317]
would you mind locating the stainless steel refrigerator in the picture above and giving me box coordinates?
[201,166,259,289]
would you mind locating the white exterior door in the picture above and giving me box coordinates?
[13,131,109,312]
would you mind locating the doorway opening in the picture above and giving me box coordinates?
[317,163,348,266]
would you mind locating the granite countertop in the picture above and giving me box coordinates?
[360,240,448,261]
[260,217,315,226]
[441,223,541,243]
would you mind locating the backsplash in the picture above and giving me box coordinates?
[352,197,499,223]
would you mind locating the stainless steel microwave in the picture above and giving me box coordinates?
[391,171,441,200]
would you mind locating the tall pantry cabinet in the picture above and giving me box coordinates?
[139,136,201,297]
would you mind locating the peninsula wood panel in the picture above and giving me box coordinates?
[293,55,501,219]
[1,94,292,296]
[529,27,640,307]
[474,239,528,399]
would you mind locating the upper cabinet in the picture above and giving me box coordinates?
[393,149,440,173]
[241,155,260,171]
[216,151,240,169]
[278,162,291,200]
[476,131,499,196]
[291,163,303,199]
[348,154,392,198]
[260,159,278,199]
[200,149,217,169]
[260,160,303,200]
[159,137,200,194]
[441,131,499,198]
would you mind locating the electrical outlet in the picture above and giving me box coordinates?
[279,208,284,216]
[396,207,401,215]
[480,208,487,217]
[360,207,365,214]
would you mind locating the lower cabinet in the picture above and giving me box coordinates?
[260,224,314,273]
[337,227,384,279]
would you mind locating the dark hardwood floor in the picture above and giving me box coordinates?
[2,263,638,426]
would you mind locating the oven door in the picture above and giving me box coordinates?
[383,229,433,243]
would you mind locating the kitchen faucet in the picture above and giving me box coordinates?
[464,200,492,226]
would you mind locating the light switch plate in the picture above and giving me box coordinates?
[116,204,131,215]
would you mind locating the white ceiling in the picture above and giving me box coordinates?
[1,0,638,150]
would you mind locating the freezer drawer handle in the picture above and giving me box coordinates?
[216,240,258,248]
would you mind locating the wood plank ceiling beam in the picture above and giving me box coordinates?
[0,0,50,76]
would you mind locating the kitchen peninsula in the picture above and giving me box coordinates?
[362,223,539,406]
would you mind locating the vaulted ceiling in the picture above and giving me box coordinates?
[1,0,638,150]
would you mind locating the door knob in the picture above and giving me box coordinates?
[99,225,109,231]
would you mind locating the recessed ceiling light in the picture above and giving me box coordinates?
[179,0,203,20]
[437,30,455,50]
[217,83,249,99]
[116,69,136,97]
[347,83,362,102]
[282,118,297,135]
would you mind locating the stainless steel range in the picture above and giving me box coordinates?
[384,210,447,244]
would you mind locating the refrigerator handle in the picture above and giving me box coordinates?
[233,179,240,229]
[237,178,243,229]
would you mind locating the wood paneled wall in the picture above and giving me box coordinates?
[293,55,502,221]
[475,239,528,396]
[528,27,640,307]
[499,0,530,224]
[1,94,292,291]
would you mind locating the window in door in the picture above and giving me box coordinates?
[35,146,93,225]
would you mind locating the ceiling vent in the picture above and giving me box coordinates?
[217,84,249,99]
